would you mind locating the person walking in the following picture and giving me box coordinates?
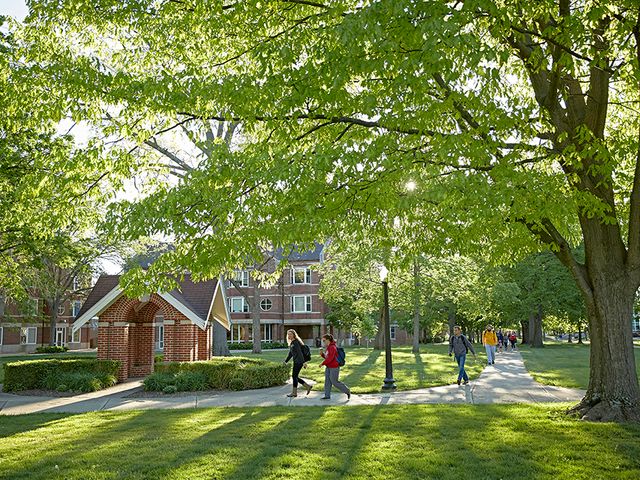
[482,325,498,365]
[509,332,518,351]
[319,334,351,400]
[284,329,312,397]
[496,329,504,353]
[448,325,476,385]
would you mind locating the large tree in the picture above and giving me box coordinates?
[21,1,640,421]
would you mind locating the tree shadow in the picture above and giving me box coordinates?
[340,349,382,388]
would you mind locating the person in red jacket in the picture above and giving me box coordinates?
[319,334,351,400]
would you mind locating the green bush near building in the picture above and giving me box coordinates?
[2,358,121,393]
[144,357,289,392]
[35,345,69,354]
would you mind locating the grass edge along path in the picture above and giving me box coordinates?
[519,343,640,390]
[0,404,639,480]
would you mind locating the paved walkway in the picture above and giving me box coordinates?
[0,351,584,415]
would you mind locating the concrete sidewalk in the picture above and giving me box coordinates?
[0,351,584,415]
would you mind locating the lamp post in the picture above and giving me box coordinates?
[379,266,397,390]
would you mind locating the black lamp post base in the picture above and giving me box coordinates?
[382,378,397,390]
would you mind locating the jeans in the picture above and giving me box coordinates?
[324,367,350,398]
[455,354,469,382]
[485,345,496,364]
[292,362,308,388]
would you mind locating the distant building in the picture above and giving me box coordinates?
[0,280,95,354]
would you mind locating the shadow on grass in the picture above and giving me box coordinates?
[340,349,382,388]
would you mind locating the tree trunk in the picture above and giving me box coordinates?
[520,319,529,345]
[568,282,640,422]
[447,306,456,338]
[212,321,231,356]
[412,260,421,354]
[49,298,58,346]
[529,305,544,348]
[577,322,583,344]
[374,307,384,350]
[251,281,262,354]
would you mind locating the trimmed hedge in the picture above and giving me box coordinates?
[35,346,69,354]
[145,357,289,392]
[227,342,288,350]
[2,358,121,393]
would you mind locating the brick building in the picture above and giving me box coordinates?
[225,244,413,347]
[0,286,94,354]
[72,274,230,380]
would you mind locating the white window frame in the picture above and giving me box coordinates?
[72,300,82,317]
[0,326,3,345]
[229,297,249,313]
[233,270,250,287]
[291,266,312,285]
[291,295,312,313]
[156,325,164,350]
[21,326,37,345]
[262,324,273,342]
[390,325,397,341]
[72,276,79,291]
[55,327,67,346]
[72,328,81,343]
[260,298,273,311]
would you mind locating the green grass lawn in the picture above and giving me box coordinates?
[520,343,640,389]
[0,351,96,384]
[0,405,638,479]
[240,345,486,393]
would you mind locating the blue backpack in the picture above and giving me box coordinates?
[336,347,346,367]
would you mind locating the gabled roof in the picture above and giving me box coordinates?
[72,274,230,333]
[274,242,325,262]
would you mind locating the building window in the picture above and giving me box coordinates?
[58,304,65,316]
[72,276,79,291]
[228,324,252,342]
[633,314,640,332]
[291,267,312,284]
[260,298,273,311]
[72,300,82,317]
[262,324,273,342]
[229,297,249,313]
[20,327,37,345]
[72,328,81,343]
[291,295,312,313]
[26,297,39,317]
[0,326,3,345]
[156,325,164,350]
[390,325,397,341]
[55,327,66,346]
[233,270,250,287]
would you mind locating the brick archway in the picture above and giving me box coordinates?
[97,293,212,381]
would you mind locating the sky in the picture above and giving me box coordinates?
[0,0,27,21]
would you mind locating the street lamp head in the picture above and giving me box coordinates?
[379,265,388,282]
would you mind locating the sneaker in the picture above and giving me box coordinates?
[320,396,331,400]
[457,379,461,385]
[492,361,495,365]
[463,380,469,385]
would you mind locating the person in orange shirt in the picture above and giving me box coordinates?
[482,325,498,365]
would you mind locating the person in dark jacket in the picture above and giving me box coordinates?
[319,334,350,400]
[448,326,476,385]
[284,329,312,397]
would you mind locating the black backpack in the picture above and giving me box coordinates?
[336,347,346,366]
[301,343,312,362]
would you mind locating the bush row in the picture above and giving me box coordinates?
[144,357,289,392]
[227,342,288,350]
[2,358,121,393]
[35,345,69,354]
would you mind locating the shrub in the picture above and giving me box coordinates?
[154,354,164,364]
[145,357,288,392]
[35,345,69,354]
[2,358,121,393]
[163,385,177,394]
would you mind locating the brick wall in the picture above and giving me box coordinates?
[97,293,211,381]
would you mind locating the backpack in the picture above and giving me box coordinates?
[301,343,312,362]
[451,334,469,354]
[336,347,346,367]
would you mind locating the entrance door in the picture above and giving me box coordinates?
[55,327,66,346]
